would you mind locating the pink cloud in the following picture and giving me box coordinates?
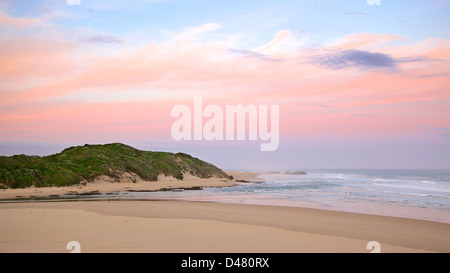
[0,11,40,28]
[328,33,404,50]
[0,13,449,144]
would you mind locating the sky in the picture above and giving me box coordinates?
[0,0,449,170]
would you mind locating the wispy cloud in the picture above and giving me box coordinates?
[343,12,371,16]
[353,114,373,117]
[226,48,278,62]
[423,126,450,131]
[179,22,222,40]
[311,49,398,70]
[397,56,429,63]
[422,126,450,139]
[0,10,40,28]
[79,34,122,44]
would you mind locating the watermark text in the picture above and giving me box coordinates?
[171,97,279,151]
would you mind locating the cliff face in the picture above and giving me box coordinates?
[0,143,232,189]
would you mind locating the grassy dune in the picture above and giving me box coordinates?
[0,143,232,189]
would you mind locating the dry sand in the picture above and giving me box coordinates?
[1,200,449,253]
[0,171,449,253]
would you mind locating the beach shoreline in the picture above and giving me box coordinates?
[1,171,449,253]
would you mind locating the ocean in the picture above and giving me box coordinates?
[118,169,450,223]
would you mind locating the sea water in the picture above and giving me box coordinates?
[117,169,450,223]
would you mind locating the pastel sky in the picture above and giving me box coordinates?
[0,0,449,169]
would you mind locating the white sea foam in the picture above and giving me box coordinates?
[117,169,450,223]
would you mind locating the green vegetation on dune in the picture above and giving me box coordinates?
[0,143,232,189]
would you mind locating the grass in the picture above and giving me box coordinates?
[0,143,232,189]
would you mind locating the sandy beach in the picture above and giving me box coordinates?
[0,171,449,253]
[1,200,449,253]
